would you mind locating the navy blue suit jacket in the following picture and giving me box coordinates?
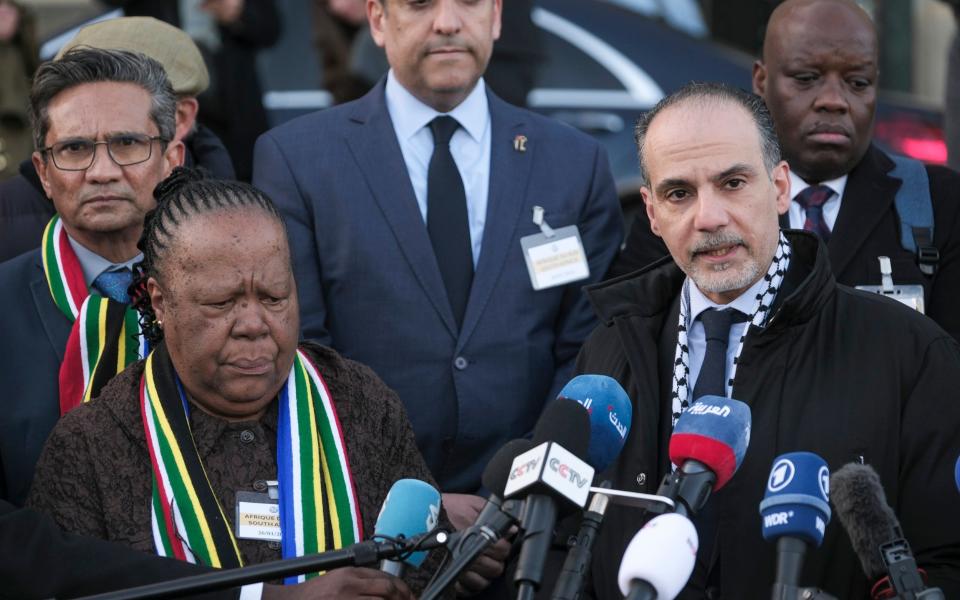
[253,82,623,491]
[0,249,71,505]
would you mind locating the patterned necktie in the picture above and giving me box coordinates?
[795,185,834,243]
[691,308,748,401]
[427,115,473,329]
[93,268,133,304]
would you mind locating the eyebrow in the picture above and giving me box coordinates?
[53,131,151,143]
[654,163,758,197]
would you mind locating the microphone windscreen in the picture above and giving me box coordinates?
[829,463,899,580]
[617,513,699,600]
[374,479,441,568]
[668,395,751,491]
[532,398,591,460]
[558,374,633,471]
[759,452,831,546]
[481,438,535,497]
[955,455,960,496]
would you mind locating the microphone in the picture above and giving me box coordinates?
[374,479,442,577]
[831,463,945,600]
[557,374,633,472]
[759,452,831,599]
[617,512,699,600]
[505,399,593,599]
[650,395,751,518]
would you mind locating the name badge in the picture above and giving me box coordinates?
[855,256,926,314]
[521,206,590,290]
[235,490,281,542]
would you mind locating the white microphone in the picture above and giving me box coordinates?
[617,513,699,600]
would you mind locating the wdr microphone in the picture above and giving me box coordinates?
[558,374,633,471]
[759,452,831,599]
[374,479,441,577]
[831,463,945,600]
[651,396,751,518]
[617,513,699,600]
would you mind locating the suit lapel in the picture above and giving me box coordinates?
[28,253,71,362]
[828,146,899,277]
[457,94,533,349]
[344,84,458,338]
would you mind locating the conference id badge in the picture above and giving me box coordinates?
[521,206,590,290]
[235,490,281,542]
[855,256,926,314]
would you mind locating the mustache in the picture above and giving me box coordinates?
[423,38,472,54]
[806,122,851,137]
[690,232,745,257]
[78,188,135,203]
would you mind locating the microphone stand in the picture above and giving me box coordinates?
[75,530,450,600]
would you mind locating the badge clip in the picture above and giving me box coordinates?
[532,205,556,238]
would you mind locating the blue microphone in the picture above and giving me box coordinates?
[374,479,442,576]
[558,374,633,471]
[758,452,831,598]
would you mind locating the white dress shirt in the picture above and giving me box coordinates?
[787,171,848,232]
[384,70,492,267]
[67,235,142,288]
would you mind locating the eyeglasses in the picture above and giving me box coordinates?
[40,133,167,171]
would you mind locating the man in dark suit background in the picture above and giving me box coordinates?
[612,0,960,343]
[253,0,622,526]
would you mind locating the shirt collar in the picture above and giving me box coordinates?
[384,69,489,144]
[687,273,771,325]
[66,234,143,288]
[789,171,848,202]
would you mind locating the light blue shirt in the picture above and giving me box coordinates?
[67,235,142,289]
[787,171,847,232]
[384,70,491,266]
[686,274,770,398]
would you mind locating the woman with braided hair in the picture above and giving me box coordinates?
[25,167,446,599]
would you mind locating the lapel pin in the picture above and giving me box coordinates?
[513,135,528,153]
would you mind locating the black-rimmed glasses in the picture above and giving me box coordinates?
[40,133,167,171]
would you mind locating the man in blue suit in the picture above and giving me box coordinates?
[253,0,623,521]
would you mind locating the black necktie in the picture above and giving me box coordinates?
[691,308,748,401]
[795,185,833,242]
[427,116,473,328]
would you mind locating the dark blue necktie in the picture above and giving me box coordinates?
[93,268,133,304]
[691,308,747,401]
[427,116,473,329]
[795,185,834,243]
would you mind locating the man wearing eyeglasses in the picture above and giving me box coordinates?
[0,47,182,505]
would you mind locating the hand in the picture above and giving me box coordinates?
[441,493,485,531]
[261,567,414,599]
[201,0,244,24]
[455,536,511,597]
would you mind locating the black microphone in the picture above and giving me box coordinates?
[507,399,592,600]
[831,463,945,600]
[551,481,611,600]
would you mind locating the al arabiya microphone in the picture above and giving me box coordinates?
[650,395,751,519]
[557,374,633,472]
[617,512,698,600]
[504,399,593,599]
[374,478,442,577]
[759,452,832,600]
[831,463,945,600]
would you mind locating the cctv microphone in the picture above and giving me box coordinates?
[831,463,945,600]
[557,374,633,472]
[374,478,442,577]
[506,399,593,600]
[649,395,751,519]
[759,452,832,600]
[617,512,699,600]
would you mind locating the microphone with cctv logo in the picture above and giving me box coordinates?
[374,478,442,577]
[505,399,593,600]
[759,452,836,600]
[649,395,751,519]
[831,463,945,600]
[617,512,699,600]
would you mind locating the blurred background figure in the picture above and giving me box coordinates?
[942,0,960,169]
[0,0,37,181]
[101,0,281,181]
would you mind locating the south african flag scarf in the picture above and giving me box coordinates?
[140,343,363,583]
[41,215,147,414]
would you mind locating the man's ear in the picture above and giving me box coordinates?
[367,0,387,48]
[162,140,185,174]
[641,186,661,237]
[174,98,199,142]
[32,151,54,200]
[772,160,791,214]
[752,60,767,96]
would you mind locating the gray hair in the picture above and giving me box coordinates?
[634,82,782,187]
[29,47,177,152]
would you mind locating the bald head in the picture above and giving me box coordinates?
[754,0,878,182]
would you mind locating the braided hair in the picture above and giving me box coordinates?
[130,167,285,344]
